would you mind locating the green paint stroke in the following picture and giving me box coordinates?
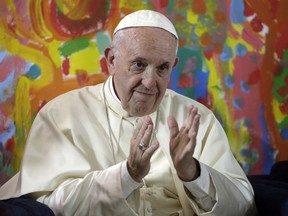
[278,117,288,130]
[58,37,90,57]
[273,49,288,102]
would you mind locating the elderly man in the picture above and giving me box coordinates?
[0,10,256,215]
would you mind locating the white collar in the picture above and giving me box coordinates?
[109,76,121,104]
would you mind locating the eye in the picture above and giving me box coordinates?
[130,61,147,72]
[157,64,169,75]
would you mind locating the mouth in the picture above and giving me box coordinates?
[135,90,157,96]
[134,88,159,98]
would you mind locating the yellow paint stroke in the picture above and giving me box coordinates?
[14,76,31,171]
[119,0,148,11]
[272,98,286,123]
[1,36,55,89]
[69,42,101,75]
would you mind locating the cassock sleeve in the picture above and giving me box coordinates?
[37,162,138,216]
[17,100,139,216]
[183,112,256,215]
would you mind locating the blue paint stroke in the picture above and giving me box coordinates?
[0,70,15,103]
[169,67,185,96]
[0,51,6,63]
[230,0,246,24]
[194,69,209,101]
[26,64,41,79]
[240,148,259,174]
[224,74,235,88]
[240,80,251,93]
[220,46,233,62]
[232,96,245,109]
[259,105,275,174]
[280,128,288,140]
[95,31,111,54]
[235,43,248,57]
[0,120,15,147]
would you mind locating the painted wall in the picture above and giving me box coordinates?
[0,0,287,184]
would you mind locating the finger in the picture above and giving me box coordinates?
[134,116,152,143]
[189,114,200,139]
[182,105,193,128]
[185,106,198,131]
[141,141,159,161]
[182,114,200,157]
[140,124,153,150]
[167,116,179,140]
[132,117,143,141]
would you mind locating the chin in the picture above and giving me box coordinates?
[131,106,156,117]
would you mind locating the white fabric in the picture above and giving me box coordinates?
[113,10,178,39]
[0,76,256,215]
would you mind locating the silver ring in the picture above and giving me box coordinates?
[138,143,145,151]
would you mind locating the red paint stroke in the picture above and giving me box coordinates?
[242,27,265,52]
[250,16,263,32]
[178,74,192,88]
[192,0,207,15]
[76,70,89,86]
[277,86,288,97]
[214,11,226,23]
[62,57,70,75]
[200,32,212,47]
[5,137,15,153]
[203,50,213,60]
[247,68,261,85]
[244,1,255,17]
[160,0,169,8]
[44,0,110,39]
[37,100,47,112]
[279,100,288,114]
[100,57,109,75]
[245,0,288,162]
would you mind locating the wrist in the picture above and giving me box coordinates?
[178,158,201,182]
[127,161,143,183]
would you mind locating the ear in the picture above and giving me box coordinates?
[173,57,179,68]
[104,47,116,75]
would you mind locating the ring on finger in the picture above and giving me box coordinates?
[138,143,145,151]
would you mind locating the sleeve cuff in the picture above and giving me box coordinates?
[182,162,211,198]
[120,161,143,198]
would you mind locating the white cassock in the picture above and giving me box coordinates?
[0,76,256,216]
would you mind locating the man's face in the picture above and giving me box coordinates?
[105,27,178,116]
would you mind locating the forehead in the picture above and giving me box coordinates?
[117,27,177,61]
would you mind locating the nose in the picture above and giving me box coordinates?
[141,67,156,89]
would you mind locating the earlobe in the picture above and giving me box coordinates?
[104,47,113,64]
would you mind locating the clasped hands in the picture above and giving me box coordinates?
[127,105,200,182]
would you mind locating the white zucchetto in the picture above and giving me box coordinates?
[113,10,178,39]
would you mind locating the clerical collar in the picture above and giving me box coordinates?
[109,76,121,104]
[104,76,133,118]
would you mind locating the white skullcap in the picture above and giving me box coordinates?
[113,10,178,39]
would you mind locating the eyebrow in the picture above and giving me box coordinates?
[130,57,171,67]
[130,57,147,63]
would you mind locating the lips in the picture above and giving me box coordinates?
[134,86,158,95]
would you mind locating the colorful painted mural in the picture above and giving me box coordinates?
[0,0,287,184]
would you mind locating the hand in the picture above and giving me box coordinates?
[168,105,200,181]
[127,116,159,182]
